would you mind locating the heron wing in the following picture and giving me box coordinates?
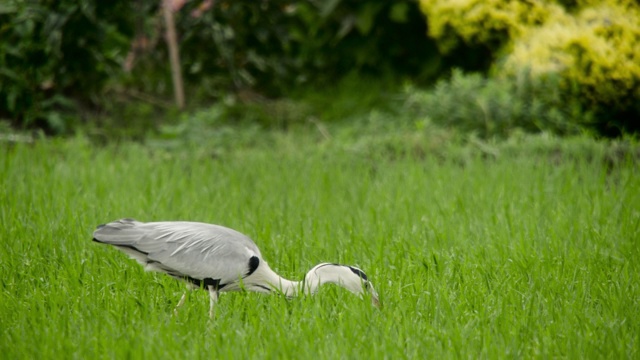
[93,219,262,286]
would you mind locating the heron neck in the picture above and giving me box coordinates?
[257,262,305,297]
[258,263,329,297]
[271,277,303,297]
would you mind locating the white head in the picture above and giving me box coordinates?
[304,263,380,307]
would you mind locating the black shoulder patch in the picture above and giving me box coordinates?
[246,256,260,277]
[348,266,368,281]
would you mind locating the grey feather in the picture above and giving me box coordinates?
[93,218,262,288]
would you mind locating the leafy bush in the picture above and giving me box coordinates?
[418,0,640,136]
[418,0,561,54]
[0,0,134,132]
[405,69,588,138]
[501,3,640,135]
[1,0,437,134]
[172,0,435,98]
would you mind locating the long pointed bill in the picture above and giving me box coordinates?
[368,284,381,308]
[372,294,381,308]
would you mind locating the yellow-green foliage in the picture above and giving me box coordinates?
[419,0,640,130]
[419,0,563,53]
[566,0,637,8]
[502,3,640,109]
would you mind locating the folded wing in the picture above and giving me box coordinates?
[92,218,262,288]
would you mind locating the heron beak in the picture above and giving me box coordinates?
[371,294,381,308]
[368,284,381,308]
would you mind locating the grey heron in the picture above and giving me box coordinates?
[93,218,380,317]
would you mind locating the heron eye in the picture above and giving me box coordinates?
[364,281,370,289]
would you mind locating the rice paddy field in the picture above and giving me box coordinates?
[1,128,638,359]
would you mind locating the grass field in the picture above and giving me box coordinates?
[1,128,638,358]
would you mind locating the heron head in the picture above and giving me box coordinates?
[306,263,380,308]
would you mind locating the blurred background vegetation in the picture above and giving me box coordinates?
[1,0,638,139]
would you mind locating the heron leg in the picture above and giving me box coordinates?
[207,285,219,319]
[173,292,187,316]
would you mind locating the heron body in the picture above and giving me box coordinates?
[92,218,379,317]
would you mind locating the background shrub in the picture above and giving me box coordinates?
[501,3,640,135]
[406,69,587,138]
[0,0,134,132]
[418,0,640,136]
[0,0,436,133]
[157,1,437,97]
[2,0,638,138]
[418,0,561,54]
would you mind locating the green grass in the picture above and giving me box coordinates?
[1,128,638,359]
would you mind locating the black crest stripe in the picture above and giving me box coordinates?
[348,266,368,281]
